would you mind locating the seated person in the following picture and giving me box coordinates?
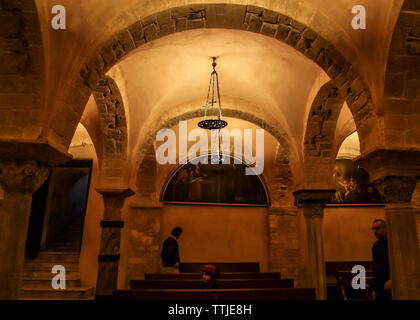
[201,264,219,289]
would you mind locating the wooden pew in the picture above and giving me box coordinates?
[336,270,373,300]
[326,261,373,275]
[113,288,315,300]
[179,262,260,273]
[325,261,373,300]
[145,272,281,280]
[131,278,294,290]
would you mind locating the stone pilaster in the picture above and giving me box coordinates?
[356,149,420,300]
[267,206,299,280]
[0,160,50,299]
[95,188,134,299]
[293,189,335,300]
[0,140,70,299]
[127,203,162,286]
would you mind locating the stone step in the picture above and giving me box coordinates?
[47,240,80,247]
[22,278,81,289]
[20,287,94,300]
[29,251,79,261]
[22,270,80,279]
[48,241,80,251]
[24,261,79,271]
[52,235,81,242]
[46,246,80,251]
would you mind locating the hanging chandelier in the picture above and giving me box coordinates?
[198,57,228,164]
[198,57,228,130]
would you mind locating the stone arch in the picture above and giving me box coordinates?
[304,81,345,159]
[383,0,420,149]
[136,143,157,203]
[301,80,346,188]
[45,4,377,155]
[0,0,46,139]
[92,76,128,158]
[134,109,294,206]
[136,108,292,164]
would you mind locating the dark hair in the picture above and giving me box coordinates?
[171,226,183,237]
[202,264,218,279]
[373,219,386,226]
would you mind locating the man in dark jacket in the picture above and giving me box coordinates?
[160,226,183,273]
[371,219,392,300]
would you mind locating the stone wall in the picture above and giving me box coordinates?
[268,207,299,280]
[384,1,420,148]
[0,0,45,140]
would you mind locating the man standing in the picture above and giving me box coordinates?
[371,219,392,300]
[160,226,183,273]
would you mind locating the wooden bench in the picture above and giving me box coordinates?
[145,272,281,280]
[325,261,373,300]
[113,288,315,300]
[179,262,260,273]
[336,270,373,300]
[326,261,373,275]
[131,278,294,290]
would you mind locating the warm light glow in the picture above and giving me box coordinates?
[337,131,361,159]
[68,123,97,159]
[70,123,93,148]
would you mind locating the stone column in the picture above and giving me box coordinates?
[95,188,134,299]
[293,189,335,300]
[375,177,420,299]
[356,149,420,300]
[0,160,50,299]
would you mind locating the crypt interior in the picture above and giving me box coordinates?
[0,0,420,300]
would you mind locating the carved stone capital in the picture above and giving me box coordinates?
[355,149,420,182]
[96,188,135,204]
[96,188,135,220]
[293,189,335,204]
[355,149,420,203]
[0,160,50,194]
[0,140,71,167]
[293,189,335,219]
[375,176,419,204]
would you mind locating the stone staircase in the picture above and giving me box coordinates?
[46,218,83,252]
[20,251,94,300]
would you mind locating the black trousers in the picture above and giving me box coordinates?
[375,289,392,300]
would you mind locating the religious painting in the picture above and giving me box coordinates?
[163,156,268,205]
[330,159,382,204]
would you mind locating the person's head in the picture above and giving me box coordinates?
[372,219,386,240]
[171,226,183,239]
[202,264,217,282]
